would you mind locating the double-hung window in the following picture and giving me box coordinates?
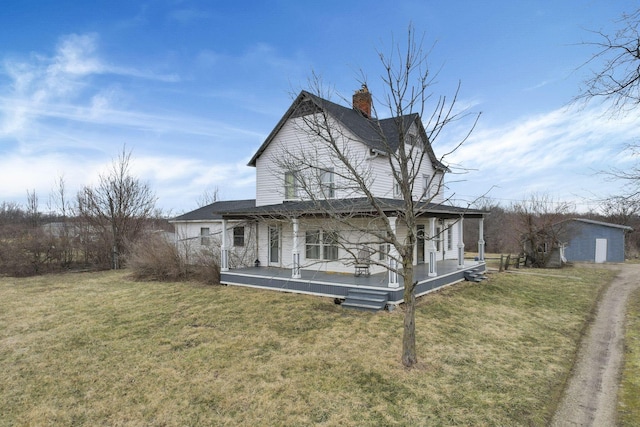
[320,168,335,198]
[200,227,210,246]
[379,232,389,261]
[284,171,299,200]
[233,226,245,247]
[422,174,431,200]
[305,230,321,259]
[323,231,339,260]
[306,230,339,260]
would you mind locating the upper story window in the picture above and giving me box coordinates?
[393,181,401,199]
[320,168,335,198]
[422,174,431,200]
[408,133,418,146]
[284,171,298,200]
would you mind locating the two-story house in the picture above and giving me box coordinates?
[172,86,487,307]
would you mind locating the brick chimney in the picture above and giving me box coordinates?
[352,84,372,118]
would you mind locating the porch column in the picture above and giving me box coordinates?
[221,219,229,272]
[427,217,437,277]
[291,218,301,279]
[478,217,485,262]
[387,216,399,288]
[457,217,465,268]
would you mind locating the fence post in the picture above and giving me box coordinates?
[499,254,504,272]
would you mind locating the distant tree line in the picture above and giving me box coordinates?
[0,148,171,277]
[464,194,640,263]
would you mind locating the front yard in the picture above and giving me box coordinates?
[0,267,615,426]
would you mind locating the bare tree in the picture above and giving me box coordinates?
[76,147,157,269]
[512,194,574,267]
[273,28,480,367]
[196,185,220,207]
[26,189,41,229]
[577,9,640,112]
[47,175,74,268]
[577,9,640,203]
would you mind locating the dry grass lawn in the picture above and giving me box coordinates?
[0,266,615,426]
[619,287,640,426]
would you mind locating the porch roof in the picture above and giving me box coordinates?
[218,197,487,220]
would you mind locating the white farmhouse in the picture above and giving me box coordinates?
[172,86,487,309]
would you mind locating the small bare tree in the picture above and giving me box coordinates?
[76,147,157,269]
[274,27,479,367]
[196,185,220,207]
[512,194,573,267]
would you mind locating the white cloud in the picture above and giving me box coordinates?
[445,102,640,205]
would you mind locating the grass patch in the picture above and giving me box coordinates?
[0,266,616,426]
[619,286,640,426]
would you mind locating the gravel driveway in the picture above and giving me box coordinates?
[551,263,640,426]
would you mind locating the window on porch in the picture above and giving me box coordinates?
[233,226,245,247]
[305,230,339,261]
[200,227,210,246]
[447,226,453,251]
[379,232,389,261]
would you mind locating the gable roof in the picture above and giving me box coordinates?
[170,199,256,222]
[247,90,446,170]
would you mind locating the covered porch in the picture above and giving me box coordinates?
[220,258,485,305]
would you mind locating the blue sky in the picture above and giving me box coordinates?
[1,0,639,214]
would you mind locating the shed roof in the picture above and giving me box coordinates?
[560,218,633,231]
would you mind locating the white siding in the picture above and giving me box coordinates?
[254,115,447,206]
[255,117,374,206]
[173,220,256,268]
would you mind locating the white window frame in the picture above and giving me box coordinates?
[305,229,339,260]
[393,181,401,198]
[320,168,335,199]
[233,226,245,247]
[422,174,431,200]
[284,171,298,200]
[200,227,210,246]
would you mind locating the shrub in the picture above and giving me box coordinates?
[190,247,221,285]
[128,233,186,281]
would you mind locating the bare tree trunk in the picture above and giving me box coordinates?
[402,262,417,367]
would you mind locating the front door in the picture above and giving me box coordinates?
[417,225,425,264]
[268,226,280,265]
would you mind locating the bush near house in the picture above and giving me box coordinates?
[128,232,220,285]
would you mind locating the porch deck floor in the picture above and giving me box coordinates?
[223,259,480,289]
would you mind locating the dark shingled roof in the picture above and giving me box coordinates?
[247,90,446,170]
[170,199,256,222]
[216,197,486,220]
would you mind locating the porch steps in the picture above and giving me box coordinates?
[342,289,389,312]
[464,267,487,283]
